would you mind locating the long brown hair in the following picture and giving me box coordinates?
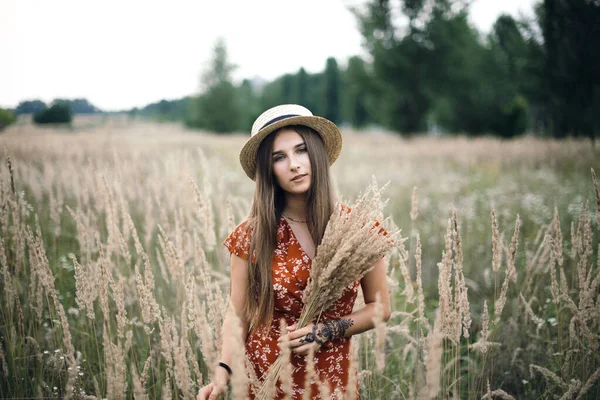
[245,125,335,329]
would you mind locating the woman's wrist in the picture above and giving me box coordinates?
[218,362,232,376]
[314,318,355,344]
[213,362,231,384]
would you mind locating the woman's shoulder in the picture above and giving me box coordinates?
[224,219,254,260]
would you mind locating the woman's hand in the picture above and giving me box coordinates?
[278,323,322,356]
[196,368,228,400]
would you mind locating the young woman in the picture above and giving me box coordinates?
[198,104,391,400]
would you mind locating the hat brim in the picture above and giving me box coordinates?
[239,115,342,180]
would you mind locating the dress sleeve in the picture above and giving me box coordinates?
[223,220,253,260]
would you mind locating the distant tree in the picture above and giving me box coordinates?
[260,77,286,111]
[260,68,321,115]
[0,108,17,131]
[542,0,600,139]
[15,100,47,115]
[296,68,309,107]
[344,56,371,128]
[323,57,341,124]
[238,79,261,131]
[186,38,241,133]
[307,72,325,117]
[137,98,189,121]
[281,74,294,104]
[128,107,139,119]
[33,103,72,124]
[53,98,102,114]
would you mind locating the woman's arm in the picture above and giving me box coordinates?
[282,258,391,355]
[197,253,250,400]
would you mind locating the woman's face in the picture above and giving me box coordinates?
[271,128,311,195]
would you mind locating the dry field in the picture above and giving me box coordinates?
[0,116,599,399]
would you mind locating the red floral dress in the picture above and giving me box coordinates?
[224,217,360,399]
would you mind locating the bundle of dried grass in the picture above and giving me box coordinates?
[255,180,399,399]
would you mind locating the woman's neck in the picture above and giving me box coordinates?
[283,193,306,221]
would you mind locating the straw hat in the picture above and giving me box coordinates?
[240,104,342,180]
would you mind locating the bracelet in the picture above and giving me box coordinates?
[218,362,232,375]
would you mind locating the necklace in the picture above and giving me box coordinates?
[283,213,307,224]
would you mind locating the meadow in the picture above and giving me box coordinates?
[0,116,599,399]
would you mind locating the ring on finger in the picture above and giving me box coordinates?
[299,332,315,344]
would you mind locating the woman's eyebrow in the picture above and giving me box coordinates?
[272,142,306,156]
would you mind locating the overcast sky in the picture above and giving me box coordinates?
[1,0,537,111]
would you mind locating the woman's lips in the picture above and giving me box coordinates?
[292,174,307,182]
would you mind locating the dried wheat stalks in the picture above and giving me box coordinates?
[591,168,600,233]
[491,206,500,275]
[410,186,419,221]
[480,387,516,399]
[279,319,293,400]
[575,367,600,400]
[470,300,500,354]
[494,215,521,324]
[419,313,442,400]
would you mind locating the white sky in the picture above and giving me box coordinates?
[0,0,537,111]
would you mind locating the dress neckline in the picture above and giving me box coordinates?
[280,217,314,262]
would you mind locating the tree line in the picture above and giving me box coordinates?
[0,99,102,129]
[3,0,597,138]
[172,0,598,139]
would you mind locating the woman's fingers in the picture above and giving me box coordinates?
[288,325,312,340]
[278,324,312,344]
[292,342,319,355]
[197,382,226,400]
[209,383,226,400]
[197,383,213,400]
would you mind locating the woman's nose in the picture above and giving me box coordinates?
[289,155,299,171]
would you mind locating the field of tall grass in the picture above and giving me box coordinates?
[0,116,599,399]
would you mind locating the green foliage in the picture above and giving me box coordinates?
[542,0,600,139]
[343,57,372,127]
[498,95,529,138]
[187,82,241,133]
[15,99,47,115]
[0,108,17,131]
[33,103,72,124]
[137,98,190,121]
[53,98,102,114]
[351,0,600,137]
[130,0,598,138]
[16,99,101,116]
[186,38,244,133]
[323,57,341,124]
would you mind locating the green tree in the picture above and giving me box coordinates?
[54,98,102,114]
[296,68,309,107]
[356,0,480,133]
[323,57,341,124]
[15,100,46,115]
[343,56,371,128]
[542,0,600,139]
[0,108,17,131]
[281,74,294,104]
[186,38,242,133]
[238,79,261,131]
[33,103,72,124]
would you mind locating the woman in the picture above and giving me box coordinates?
[198,104,391,400]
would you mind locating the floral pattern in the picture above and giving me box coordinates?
[224,217,360,399]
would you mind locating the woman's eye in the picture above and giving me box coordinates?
[273,155,284,162]
[297,147,307,153]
